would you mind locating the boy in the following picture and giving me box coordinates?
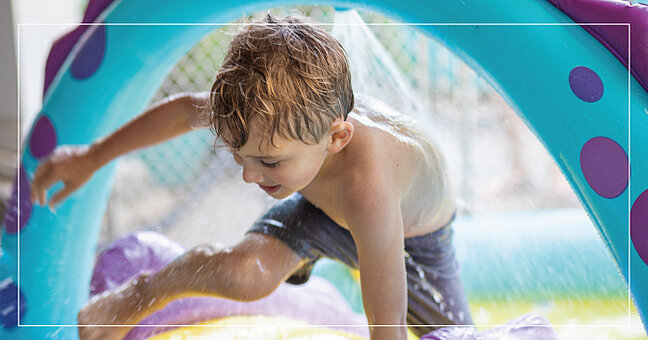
[31,14,472,340]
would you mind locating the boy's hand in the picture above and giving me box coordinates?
[31,145,98,207]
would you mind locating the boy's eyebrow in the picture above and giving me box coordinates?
[254,155,280,160]
[234,150,281,160]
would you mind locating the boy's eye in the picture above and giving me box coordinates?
[232,152,243,164]
[260,160,280,168]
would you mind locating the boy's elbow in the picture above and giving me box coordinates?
[228,249,281,301]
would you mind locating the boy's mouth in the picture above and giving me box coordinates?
[259,184,281,194]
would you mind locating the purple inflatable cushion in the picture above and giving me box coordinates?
[89,231,184,296]
[421,312,559,340]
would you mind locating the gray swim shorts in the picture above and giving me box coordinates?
[248,193,473,336]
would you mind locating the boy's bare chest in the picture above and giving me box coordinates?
[299,182,350,230]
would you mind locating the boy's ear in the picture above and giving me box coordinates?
[326,119,354,154]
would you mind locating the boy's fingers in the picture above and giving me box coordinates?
[31,167,43,204]
[30,185,38,204]
[49,184,76,207]
[32,161,52,185]
[33,169,62,206]
[31,179,48,206]
[32,162,52,204]
[30,180,46,206]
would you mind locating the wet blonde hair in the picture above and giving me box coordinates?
[210,13,354,149]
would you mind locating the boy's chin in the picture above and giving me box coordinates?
[267,190,293,199]
[262,186,297,200]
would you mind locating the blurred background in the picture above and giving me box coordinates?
[3,1,645,339]
[101,6,581,249]
[2,2,580,248]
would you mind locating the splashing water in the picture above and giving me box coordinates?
[331,9,430,127]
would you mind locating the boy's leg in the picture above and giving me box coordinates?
[247,193,360,285]
[78,232,305,340]
[181,232,307,301]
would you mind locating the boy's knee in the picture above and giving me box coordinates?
[228,248,282,300]
[188,244,280,301]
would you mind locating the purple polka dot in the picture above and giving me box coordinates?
[29,115,57,159]
[71,25,106,79]
[0,278,27,329]
[580,136,628,199]
[569,66,604,102]
[631,190,648,266]
[3,166,32,234]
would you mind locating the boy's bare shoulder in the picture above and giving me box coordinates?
[344,96,429,179]
[339,95,455,235]
[333,100,421,206]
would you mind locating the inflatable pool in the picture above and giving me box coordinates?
[2,0,648,338]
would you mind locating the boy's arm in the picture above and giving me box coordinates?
[86,92,211,168]
[31,92,210,206]
[342,174,408,340]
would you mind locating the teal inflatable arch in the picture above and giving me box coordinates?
[2,0,648,338]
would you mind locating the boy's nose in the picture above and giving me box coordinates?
[242,166,263,184]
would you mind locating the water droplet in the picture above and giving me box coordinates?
[256,258,268,275]
[415,265,426,279]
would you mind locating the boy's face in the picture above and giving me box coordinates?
[230,127,330,199]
